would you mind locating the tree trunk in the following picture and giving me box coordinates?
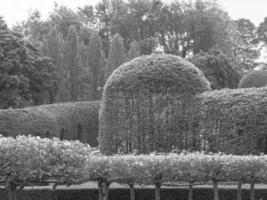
[237,181,242,200]
[8,182,17,200]
[188,183,193,200]
[129,184,135,200]
[155,182,161,200]
[250,182,255,200]
[98,181,104,200]
[103,181,109,200]
[213,180,219,200]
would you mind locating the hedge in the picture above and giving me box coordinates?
[2,136,267,200]
[0,136,91,200]
[238,70,267,88]
[191,87,267,154]
[0,101,99,146]
[99,54,211,154]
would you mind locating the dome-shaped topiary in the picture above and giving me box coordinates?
[99,54,211,154]
[238,70,267,88]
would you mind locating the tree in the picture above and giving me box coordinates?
[258,17,267,44]
[235,18,259,72]
[88,33,103,100]
[0,17,57,108]
[127,40,140,60]
[47,27,67,102]
[105,33,126,79]
[191,50,241,90]
[65,25,79,101]
[49,5,82,39]
[30,57,58,105]
[12,10,51,48]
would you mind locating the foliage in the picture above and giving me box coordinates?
[127,40,140,61]
[0,101,100,147]
[0,135,91,200]
[2,136,267,200]
[238,70,267,88]
[46,27,67,102]
[65,25,79,101]
[105,33,126,79]
[88,33,104,100]
[235,18,259,72]
[99,54,211,155]
[191,50,241,90]
[0,18,57,109]
[30,57,58,105]
[191,87,267,155]
[83,153,267,186]
[49,5,82,39]
[258,17,267,44]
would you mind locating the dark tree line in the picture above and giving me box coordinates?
[1,0,267,108]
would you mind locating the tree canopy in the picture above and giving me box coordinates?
[0,18,57,108]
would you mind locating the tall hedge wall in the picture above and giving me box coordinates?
[238,70,267,88]
[0,101,99,146]
[191,87,267,154]
[99,54,211,154]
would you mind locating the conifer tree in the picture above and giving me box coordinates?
[88,32,102,100]
[105,34,126,79]
[65,25,79,101]
[127,40,140,60]
[47,27,68,101]
[41,39,49,56]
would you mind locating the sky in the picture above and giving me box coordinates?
[0,0,266,27]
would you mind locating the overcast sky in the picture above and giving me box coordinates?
[0,0,266,27]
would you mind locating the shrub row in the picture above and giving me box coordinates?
[2,136,267,200]
[191,87,267,155]
[0,101,99,146]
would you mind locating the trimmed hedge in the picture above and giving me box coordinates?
[0,101,99,146]
[99,54,211,154]
[191,87,267,154]
[0,136,92,200]
[238,70,267,88]
[2,136,267,200]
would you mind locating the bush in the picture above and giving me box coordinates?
[1,136,267,200]
[0,135,91,200]
[0,101,99,146]
[238,70,267,88]
[191,87,267,154]
[99,54,211,154]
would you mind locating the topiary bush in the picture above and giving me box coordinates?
[191,87,267,154]
[0,101,100,147]
[238,70,267,88]
[99,54,211,154]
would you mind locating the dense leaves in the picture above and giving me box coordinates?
[100,54,211,154]
[191,50,241,89]
[0,135,91,190]
[0,101,100,147]
[191,87,267,155]
[2,138,267,188]
[0,19,57,108]
[238,70,267,88]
